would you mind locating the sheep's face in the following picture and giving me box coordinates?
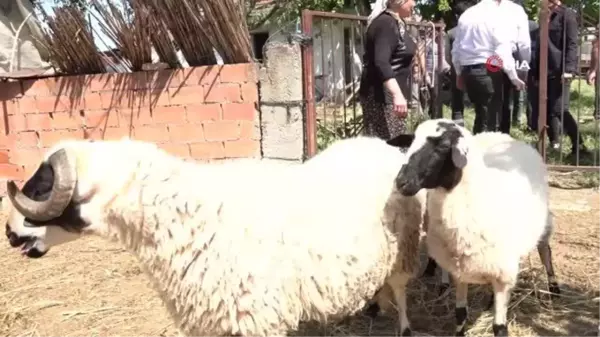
[4,139,131,258]
[395,119,471,196]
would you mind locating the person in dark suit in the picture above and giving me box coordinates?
[530,0,589,155]
[527,20,539,131]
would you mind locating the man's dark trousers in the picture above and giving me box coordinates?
[462,64,503,134]
[500,73,522,133]
[450,66,465,121]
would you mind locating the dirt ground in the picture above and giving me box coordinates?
[0,186,598,337]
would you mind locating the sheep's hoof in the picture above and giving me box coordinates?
[422,259,437,278]
[364,302,380,318]
[549,282,561,298]
[438,283,450,296]
[492,324,508,336]
[401,327,412,336]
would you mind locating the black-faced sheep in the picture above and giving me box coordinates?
[394,119,555,337]
[4,136,425,337]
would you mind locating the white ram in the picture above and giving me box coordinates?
[394,119,554,337]
[4,136,425,337]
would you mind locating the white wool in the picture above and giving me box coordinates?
[424,129,549,286]
[9,136,425,336]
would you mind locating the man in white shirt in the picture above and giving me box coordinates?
[451,0,526,134]
[499,0,531,134]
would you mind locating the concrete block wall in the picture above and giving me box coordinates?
[0,63,261,194]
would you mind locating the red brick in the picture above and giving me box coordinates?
[203,121,240,141]
[119,107,152,127]
[190,141,225,160]
[86,73,115,92]
[122,72,149,91]
[186,104,221,122]
[0,99,18,116]
[222,103,256,121]
[84,110,119,129]
[159,143,190,158]
[168,124,204,143]
[220,64,257,83]
[24,113,53,131]
[0,163,24,180]
[112,90,149,110]
[241,83,259,102]
[169,86,204,105]
[7,115,26,132]
[239,121,260,140]
[204,84,241,103]
[85,93,104,110]
[18,96,38,114]
[51,112,82,129]
[102,127,133,140]
[224,139,260,158]
[39,129,84,148]
[189,66,221,86]
[150,106,186,125]
[133,125,169,143]
[0,134,17,150]
[36,96,66,112]
[53,76,86,96]
[82,127,105,140]
[22,79,53,97]
[16,132,39,148]
[8,148,41,168]
[147,89,170,107]
[0,81,22,100]
[147,69,182,89]
[0,151,9,163]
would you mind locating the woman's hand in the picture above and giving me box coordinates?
[392,93,408,118]
[383,78,408,118]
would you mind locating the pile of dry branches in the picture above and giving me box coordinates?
[34,0,254,75]
[37,5,107,75]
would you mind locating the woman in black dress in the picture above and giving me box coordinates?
[359,0,417,141]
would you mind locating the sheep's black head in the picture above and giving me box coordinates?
[395,119,471,196]
[4,143,92,258]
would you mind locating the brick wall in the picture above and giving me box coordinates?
[0,63,261,194]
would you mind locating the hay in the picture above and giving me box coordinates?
[0,188,597,336]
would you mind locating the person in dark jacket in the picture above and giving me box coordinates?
[358,0,417,141]
[526,20,539,131]
[530,0,589,155]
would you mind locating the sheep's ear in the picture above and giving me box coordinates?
[387,134,415,148]
[451,137,469,169]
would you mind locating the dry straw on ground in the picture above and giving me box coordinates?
[0,187,598,336]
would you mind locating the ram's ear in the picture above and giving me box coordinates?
[451,136,469,169]
[387,134,415,148]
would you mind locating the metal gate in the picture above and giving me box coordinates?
[300,10,446,159]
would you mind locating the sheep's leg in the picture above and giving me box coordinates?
[454,281,468,336]
[364,288,382,318]
[423,257,438,277]
[491,280,512,337]
[537,240,561,296]
[439,268,450,295]
[387,273,412,336]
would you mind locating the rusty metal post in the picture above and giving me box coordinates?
[436,22,446,119]
[301,10,317,159]
[537,0,549,161]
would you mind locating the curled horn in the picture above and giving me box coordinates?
[7,148,77,222]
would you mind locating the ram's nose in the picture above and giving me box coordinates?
[5,223,28,248]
